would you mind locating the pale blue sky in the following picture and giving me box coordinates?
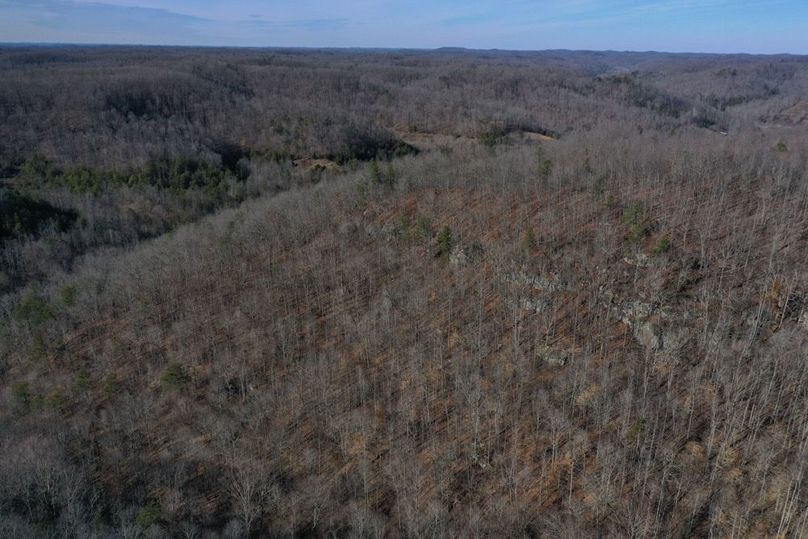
[1,0,806,53]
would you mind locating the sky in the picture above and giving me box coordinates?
[0,0,806,54]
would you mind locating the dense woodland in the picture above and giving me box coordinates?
[1,46,807,537]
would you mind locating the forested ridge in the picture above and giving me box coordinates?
[1,46,807,537]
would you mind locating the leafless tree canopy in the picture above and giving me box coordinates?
[1,46,807,537]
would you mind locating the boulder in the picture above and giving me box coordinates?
[634,322,663,351]
[519,297,551,314]
[537,344,572,367]
[503,270,569,293]
[449,243,484,267]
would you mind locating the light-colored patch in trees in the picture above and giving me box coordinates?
[292,158,340,172]
[392,127,555,152]
[519,131,556,142]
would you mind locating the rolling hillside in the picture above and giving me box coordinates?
[1,47,807,537]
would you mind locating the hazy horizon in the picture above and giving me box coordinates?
[1,0,806,55]
[2,42,808,58]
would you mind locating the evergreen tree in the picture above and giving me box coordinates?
[437,225,452,259]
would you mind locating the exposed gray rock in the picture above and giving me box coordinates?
[519,297,551,314]
[615,298,689,354]
[537,344,572,367]
[449,245,468,266]
[623,252,652,268]
[629,317,691,354]
[450,243,484,267]
[634,322,663,351]
[599,286,619,307]
[620,301,658,326]
[504,270,569,293]
[363,223,381,238]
